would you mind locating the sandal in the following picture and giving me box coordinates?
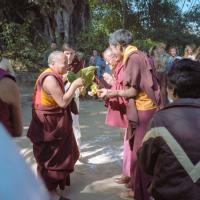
[119,190,134,200]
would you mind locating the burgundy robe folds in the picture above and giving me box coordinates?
[68,56,84,74]
[105,62,128,128]
[104,62,130,177]
[27,69,79,191]
[0,69,16,136]
[123,50,161,200]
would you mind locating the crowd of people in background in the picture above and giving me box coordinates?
[0,29,200,200]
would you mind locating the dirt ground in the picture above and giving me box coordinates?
[15,90,129,200]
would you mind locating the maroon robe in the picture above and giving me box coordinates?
[68,56,84,74]
[0,69,17,136]
[27,69,79,191]
[104,62,131,177]
[105,62,128,128]
[123,50,160,200]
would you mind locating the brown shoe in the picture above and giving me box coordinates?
[114,176,131,184]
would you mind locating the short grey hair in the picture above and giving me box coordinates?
[109,29,133,47]
[48,51,64,65]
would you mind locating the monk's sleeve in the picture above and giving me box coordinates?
[123,54,141,91]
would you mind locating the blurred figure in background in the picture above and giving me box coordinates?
[89,49,110,77]
[166,46,182,73]
[76,51,86,68]
[184,44,195,59]
[43,42,58,66]
[193,47,200,61]
[153,43,169,105]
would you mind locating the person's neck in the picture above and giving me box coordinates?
[49,66,60,74]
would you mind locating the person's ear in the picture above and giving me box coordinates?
[167,86,178,101]
[116,43,122,51]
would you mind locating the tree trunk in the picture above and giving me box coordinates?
[41,0,90,45]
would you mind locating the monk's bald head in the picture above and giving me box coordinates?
[103,48,121,70]
[48,51,67,74]
[103,48,115,58]
[48,51,65,65]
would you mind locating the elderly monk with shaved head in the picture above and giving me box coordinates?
[27,51,84,200]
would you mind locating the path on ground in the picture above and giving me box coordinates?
[15,93,128,200]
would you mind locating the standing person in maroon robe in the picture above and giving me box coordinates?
[0,65,22,137]
[27,51,84,200]
[98,29,161,200]
[102,48,131,184]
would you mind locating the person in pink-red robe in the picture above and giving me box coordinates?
[102,48,131,184]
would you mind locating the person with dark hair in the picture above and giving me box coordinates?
[98,29,161,200]
[89,49,110,77]
[62,43,84,151]
[138,59,200,200]
[62,43,85,73]
[150,43,169,106]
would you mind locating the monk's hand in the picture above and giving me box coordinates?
[62,74,68,83]
[103,73,114,84]
[97,88,108,98]
[73,77,85,88]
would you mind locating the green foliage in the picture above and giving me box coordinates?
[135,39,158,52]
[76,1,124,55]
[0,22,45,71]
[78,66,97,87]
[76,25,109,56]
[77,0,200,54]
[0,0,199,71]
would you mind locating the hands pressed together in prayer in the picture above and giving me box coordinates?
[103,73,115,85]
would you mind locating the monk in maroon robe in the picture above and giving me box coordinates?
[27,51,84,200]
[99,29,161,200]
